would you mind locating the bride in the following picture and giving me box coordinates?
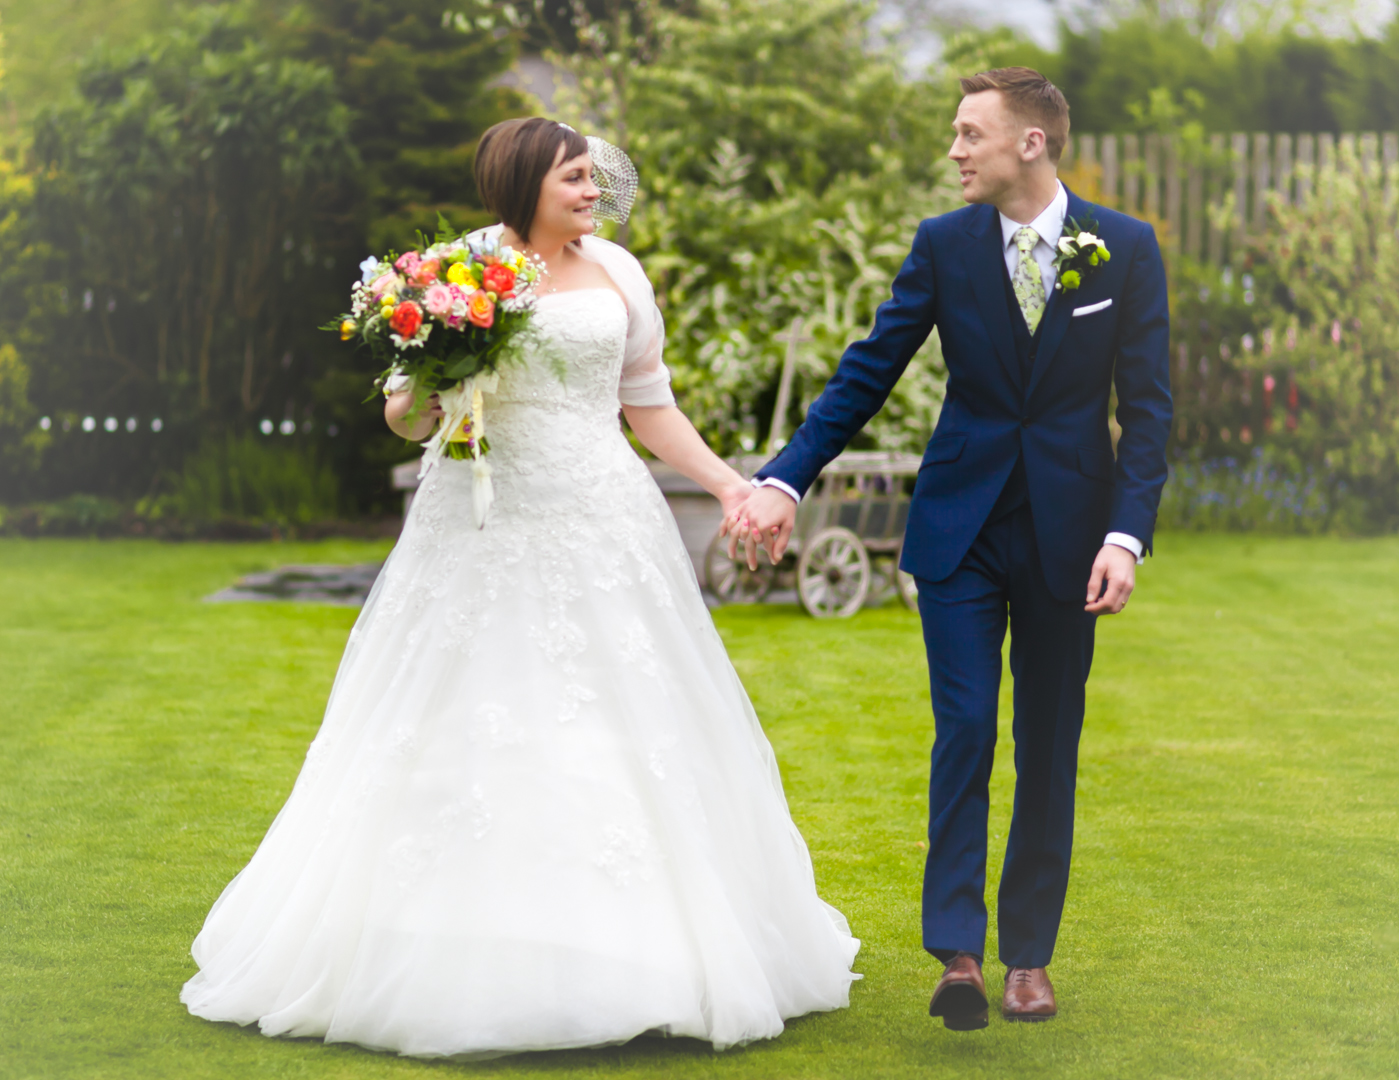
[180,117,859,1058]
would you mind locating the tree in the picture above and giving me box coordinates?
[272,0,530,251]
[27,2,358,498]
[598,0,961,455]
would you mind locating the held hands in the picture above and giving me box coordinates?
[1085,543,1136,615]
[721,486,798,571]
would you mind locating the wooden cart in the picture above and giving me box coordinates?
[703,450,923,618]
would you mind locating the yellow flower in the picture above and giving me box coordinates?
[1098,245,1111,262]
[446,262,472,286]
[1061,269,1082,290]
[339,319,356,340]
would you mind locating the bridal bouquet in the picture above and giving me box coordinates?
[332,223,546,526]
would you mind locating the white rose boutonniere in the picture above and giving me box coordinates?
[1052,215,1110,293]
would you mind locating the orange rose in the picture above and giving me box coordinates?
[466,289,495,329]
[411,258,440,286]
[389,301,423,338]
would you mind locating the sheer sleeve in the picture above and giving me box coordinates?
[576,235,676,407]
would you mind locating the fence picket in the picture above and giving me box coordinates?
[1275,133,1293,207]
[1144,133,1161,221]
[1231,133,1248,245]
[1123,133,1140,214]
[1297,133,1315,204]
[1251,133,1270,233]
[1208,134,1226,263]
[1053,131,1395,263]
[1384,132,1397,201]
[1165,135,1182,254]
[1103,135,1120,208]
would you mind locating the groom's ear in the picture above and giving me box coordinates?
[1019,126,1049,163]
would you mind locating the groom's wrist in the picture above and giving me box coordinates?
[1104,532,1144,564]
[754,477,801,505]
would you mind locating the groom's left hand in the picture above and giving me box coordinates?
[1085,544,1136,614]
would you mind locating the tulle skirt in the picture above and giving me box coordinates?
[181,444,859,1058]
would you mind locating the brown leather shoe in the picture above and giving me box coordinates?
[1002,966,1057,1021]
[929,953,988,1031]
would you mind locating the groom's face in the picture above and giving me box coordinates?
[949,91,1038,206]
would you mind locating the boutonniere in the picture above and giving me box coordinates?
[1053,215,1110,293]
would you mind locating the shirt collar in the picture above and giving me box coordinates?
[999,180,1068,251]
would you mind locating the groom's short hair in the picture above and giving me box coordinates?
[959,67,1070,164]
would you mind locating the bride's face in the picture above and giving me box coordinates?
[532,147,602,244]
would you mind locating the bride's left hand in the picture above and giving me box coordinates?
[717,479,755,523]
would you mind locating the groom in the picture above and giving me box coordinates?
[725,68,1171,1028]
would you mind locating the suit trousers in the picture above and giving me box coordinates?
[915,501,1097,969]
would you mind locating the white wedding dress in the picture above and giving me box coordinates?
[181,237,860,1059]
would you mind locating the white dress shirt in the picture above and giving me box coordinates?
[758,179,1144,564]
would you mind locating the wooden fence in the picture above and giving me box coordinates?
[1059,132,1399,263]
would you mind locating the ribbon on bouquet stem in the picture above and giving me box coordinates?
[418,371,500,529]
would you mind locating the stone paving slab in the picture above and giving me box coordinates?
[205,563,383,607]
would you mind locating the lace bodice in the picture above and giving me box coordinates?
[492,288,631,421]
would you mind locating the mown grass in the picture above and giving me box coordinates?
[1,536,1396,1079]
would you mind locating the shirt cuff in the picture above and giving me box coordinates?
[755,477,801,505]
[1104,532,1144,564]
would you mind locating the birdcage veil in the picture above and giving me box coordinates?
[584,135,639,224]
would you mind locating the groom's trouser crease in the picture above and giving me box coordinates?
[916,502,1095,969]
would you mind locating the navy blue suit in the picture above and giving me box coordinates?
[757,188,1171,966]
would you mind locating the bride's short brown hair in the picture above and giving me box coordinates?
[959,67,1070,164]
[475,118,589,242]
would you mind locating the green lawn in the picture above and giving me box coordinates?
[1,535,1396,1079]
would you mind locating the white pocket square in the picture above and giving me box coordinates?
[1072,298,1113,317]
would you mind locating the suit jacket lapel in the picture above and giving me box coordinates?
[963,205,1021,389]
[1025,186,1091,403]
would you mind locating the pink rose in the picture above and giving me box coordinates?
[423,283,454,317]
[370,271,404,297]
[394,251,421,274]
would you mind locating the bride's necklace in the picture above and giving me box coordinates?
[519,246,559,296]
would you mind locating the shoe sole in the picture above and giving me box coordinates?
[930,983,990,1031]
[1002,1011,1056,1023]
[943,1008,989,1031]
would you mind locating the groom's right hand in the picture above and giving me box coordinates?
[721,486,797,571]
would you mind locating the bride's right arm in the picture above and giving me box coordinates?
[621,404,752,518]
[384,391,443,442]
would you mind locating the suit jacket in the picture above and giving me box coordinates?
[756,187,1173,603]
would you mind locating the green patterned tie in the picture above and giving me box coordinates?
[1013,226,1045,334]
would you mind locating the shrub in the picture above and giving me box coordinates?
[0,494,127,537]
[156,433,340,527]
[1163,144,1399,533]
[1158,448,1338,534]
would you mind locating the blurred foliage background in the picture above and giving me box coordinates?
[1,0,1398,533]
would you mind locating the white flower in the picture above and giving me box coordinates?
[391,323,432,349]
[1057,236,1077,255]
[1077,231,1101,248]
[360,256,382,283]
